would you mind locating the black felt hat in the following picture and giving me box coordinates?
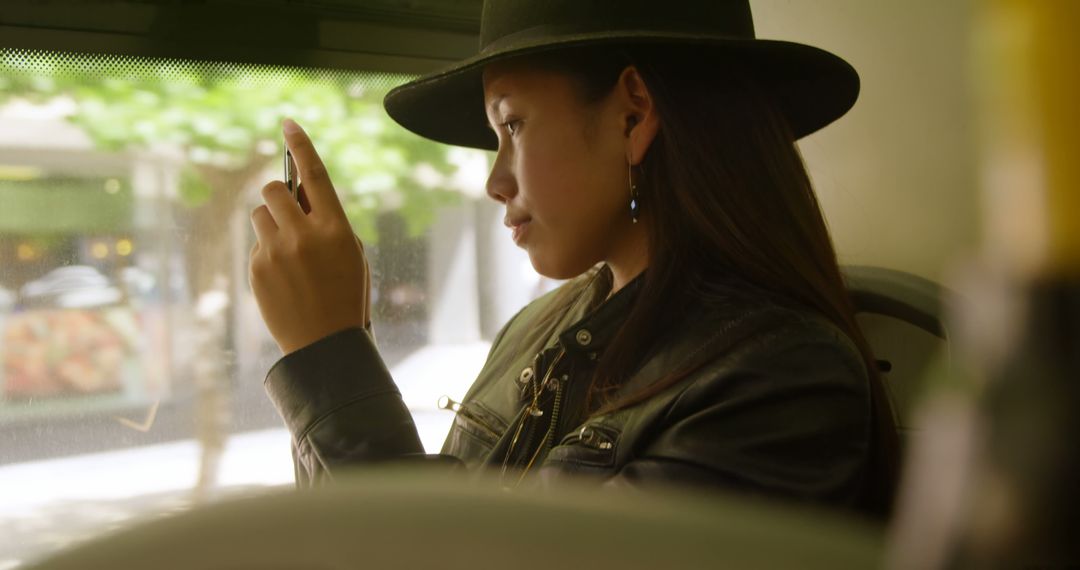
[383,0,860,150]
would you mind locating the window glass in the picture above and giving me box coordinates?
[0,48,552,565]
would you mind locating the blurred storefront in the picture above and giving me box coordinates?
[0,113,181,431]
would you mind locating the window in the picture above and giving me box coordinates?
[0,48,551,565]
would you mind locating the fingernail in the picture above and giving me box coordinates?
[283,118,302,134]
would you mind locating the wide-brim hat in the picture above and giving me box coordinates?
[383,0,860,150]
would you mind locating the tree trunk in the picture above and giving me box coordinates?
[183,156,270,502]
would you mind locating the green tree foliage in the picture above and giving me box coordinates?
[0,50,477,245]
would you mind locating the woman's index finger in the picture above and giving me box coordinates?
[282,119,347,220]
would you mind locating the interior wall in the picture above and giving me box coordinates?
[751,0,978,282]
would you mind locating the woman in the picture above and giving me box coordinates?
[250,0,900,520]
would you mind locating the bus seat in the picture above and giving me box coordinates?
[843,265,952,445]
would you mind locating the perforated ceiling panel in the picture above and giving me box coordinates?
[0,0,482,71]
[0,48,402,89]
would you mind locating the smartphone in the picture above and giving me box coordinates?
[284,144,299,201]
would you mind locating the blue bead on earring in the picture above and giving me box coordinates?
[628,162,640,224]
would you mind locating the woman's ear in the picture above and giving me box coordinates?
[618,66,661,165]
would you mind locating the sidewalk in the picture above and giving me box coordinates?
[0,340,487,566]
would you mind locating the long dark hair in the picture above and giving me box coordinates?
[516,44,899,518]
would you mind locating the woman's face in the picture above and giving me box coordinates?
[482,60,639,280]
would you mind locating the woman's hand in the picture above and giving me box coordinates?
[249,118,371,355]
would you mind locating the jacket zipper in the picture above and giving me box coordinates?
[438,396,501,440]
[543,374,566,453]
[512,373,565,483]
[557,422,617,450]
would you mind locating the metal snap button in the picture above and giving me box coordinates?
[546,374,567,392]
[575,329,592,346]
[518,367,534,384]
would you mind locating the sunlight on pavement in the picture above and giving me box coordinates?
[0,341,488,564]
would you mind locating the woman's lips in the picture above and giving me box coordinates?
[511,220,531,243]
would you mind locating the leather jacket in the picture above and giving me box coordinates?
[264,269,874,515]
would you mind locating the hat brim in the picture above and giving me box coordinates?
[383,32,860,150]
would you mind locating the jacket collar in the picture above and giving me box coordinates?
[556,269,646,358]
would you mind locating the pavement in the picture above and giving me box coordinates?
[0,341,488,566]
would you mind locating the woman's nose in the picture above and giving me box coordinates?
[485,151,516,204]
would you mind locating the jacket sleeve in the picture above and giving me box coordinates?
[599,322,872,508]
[263,325,458,487]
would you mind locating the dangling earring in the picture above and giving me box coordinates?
[628,162,640,224]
